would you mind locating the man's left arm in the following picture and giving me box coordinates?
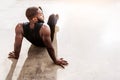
[40,25,68,68]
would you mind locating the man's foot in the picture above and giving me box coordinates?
[55,14,59,20]
[8,51,18,59]
[47,14,59,27]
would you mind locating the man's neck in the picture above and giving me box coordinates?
[29,22,35,29]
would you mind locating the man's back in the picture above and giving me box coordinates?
[23,22,45,47]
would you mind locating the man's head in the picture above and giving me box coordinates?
[26,6,44,23]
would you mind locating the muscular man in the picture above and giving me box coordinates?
[8,6,68,68]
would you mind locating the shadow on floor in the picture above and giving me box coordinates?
[6,59,18,80]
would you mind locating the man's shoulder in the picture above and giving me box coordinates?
[41,23,50,36]
[16,23,23,27]
[41,23,50,31]
[15,23,24,32]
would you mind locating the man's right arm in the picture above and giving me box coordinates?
[9,23,23,59]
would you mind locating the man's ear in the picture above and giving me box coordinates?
[32,17,37,21]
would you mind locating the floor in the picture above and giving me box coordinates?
[0,0,120,80]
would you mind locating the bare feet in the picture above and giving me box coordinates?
[55,14,59,20]
[8,51,18,59]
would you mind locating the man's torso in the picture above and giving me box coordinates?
[22,22,45,47]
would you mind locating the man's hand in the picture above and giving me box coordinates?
[54,58,68,68]
[8,51,19,59]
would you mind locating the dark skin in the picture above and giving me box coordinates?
[8,8,68,68]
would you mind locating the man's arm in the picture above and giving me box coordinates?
[8,23,23,59]
[41,25,57,63]
[40,25,68,68]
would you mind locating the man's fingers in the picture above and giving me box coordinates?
[9,52,13,55]
[8,52,18,59]
[9,53,15,57]
[56,58,68,68]
[60,59,68,65]
[62,61,68,65]
[9,51,15,55]
[60,58,63,60]
[8,55,13,58]
[59,64,64,68]
[60,58,68,63]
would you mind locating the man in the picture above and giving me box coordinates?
[8,6,68,68]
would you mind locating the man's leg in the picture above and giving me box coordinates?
[47,14,59,41]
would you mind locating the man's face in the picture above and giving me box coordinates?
[36,9,44,23]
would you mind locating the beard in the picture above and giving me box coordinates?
[37,18,44,23]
